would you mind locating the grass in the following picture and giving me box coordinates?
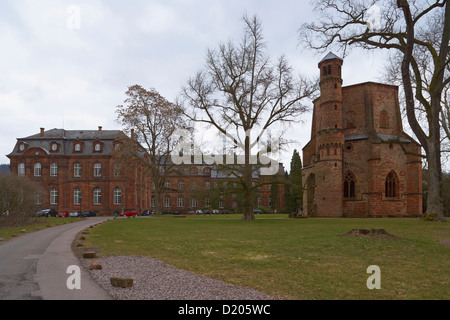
[14,214,450,300]
[0,217,83,240]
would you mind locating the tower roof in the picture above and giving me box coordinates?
[319,51,343,63]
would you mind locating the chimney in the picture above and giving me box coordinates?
[40,128,45,138]
[98,126,103,132]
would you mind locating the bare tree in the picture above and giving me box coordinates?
[0,174,43,227]
[115,85,188,215]
[299,0,449,221]
[181,14,318,221]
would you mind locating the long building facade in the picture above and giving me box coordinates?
[302,52,423,217]
[7,127,285,215]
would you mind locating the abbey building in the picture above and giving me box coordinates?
[302,52,422,217]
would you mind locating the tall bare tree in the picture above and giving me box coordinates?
[115,85,187,215]
[181,14,318,221]
[299,0,449,221]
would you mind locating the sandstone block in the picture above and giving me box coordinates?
[110,277,133,288]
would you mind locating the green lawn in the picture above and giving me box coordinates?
[0,217,82,240]
[83,215,450,299]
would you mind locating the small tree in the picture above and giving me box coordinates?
[115,85,188,215]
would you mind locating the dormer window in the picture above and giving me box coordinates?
[18,142,27,152]
[74,142,82,153]
[50,142,59,152]
[94,142,102,153]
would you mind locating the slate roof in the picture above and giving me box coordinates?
[8,128,127,157]
[319,51,343,63]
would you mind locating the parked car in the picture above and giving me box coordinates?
[81,211,97,217]
[36,209,58,217]
[212,209,220,214]
[58,211,69,217]
[141,210,152,216]
[69,211,80,217]
[120,209,138,217]
[254,209,262,214]
[195,210,203,215]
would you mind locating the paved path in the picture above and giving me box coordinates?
[0,217,113,300]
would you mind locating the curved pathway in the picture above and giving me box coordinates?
[0,217,112,300]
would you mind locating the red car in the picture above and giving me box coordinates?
[120,210,138,217]
[58,211,69,217]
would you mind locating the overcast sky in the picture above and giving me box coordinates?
[0,0,390,169]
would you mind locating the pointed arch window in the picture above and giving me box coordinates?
[385,171,398,198]
[344,172,356,198]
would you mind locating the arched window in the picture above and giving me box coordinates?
[385,171,398,198]
[34,163,42,177]
[50,163,58,177]
[322,66,327,76]
[93,188,102,205]
[18,163,25,176]
[74,188,82,205]
[380,110,389,128]
[113,188,122,205]
[177,196,184,208]
[327,64,332,75]
[178,180,183,190]
[344,172,356,198]
[164,196,171,208]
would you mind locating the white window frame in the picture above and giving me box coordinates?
[50,163,58,177]
[34,163,42,177]
[93,188,102,205]
[74,188,82,205]
[94,163,102,177]
[50,188,58,205]
[74,163,82,177]
[113,188,122,205]
[18,163,25,177]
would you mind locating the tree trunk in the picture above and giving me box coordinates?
[242,135,255,221]
[426,141,445,221]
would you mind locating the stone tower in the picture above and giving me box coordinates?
[314,52,345,216]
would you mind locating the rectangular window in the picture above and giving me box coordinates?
[74,163,82,177]
[151,196,155,207]
[164,197,171,208]
[18,163,25,177]
[74,189,82,205]
[94,163,102,177]
[94,188,102,205]
[114,188,122,205]
[50,189,58,205]
[50,163,58,177]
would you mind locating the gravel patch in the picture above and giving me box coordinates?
[82,255,275,300]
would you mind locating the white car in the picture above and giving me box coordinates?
[69,211,80,217]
